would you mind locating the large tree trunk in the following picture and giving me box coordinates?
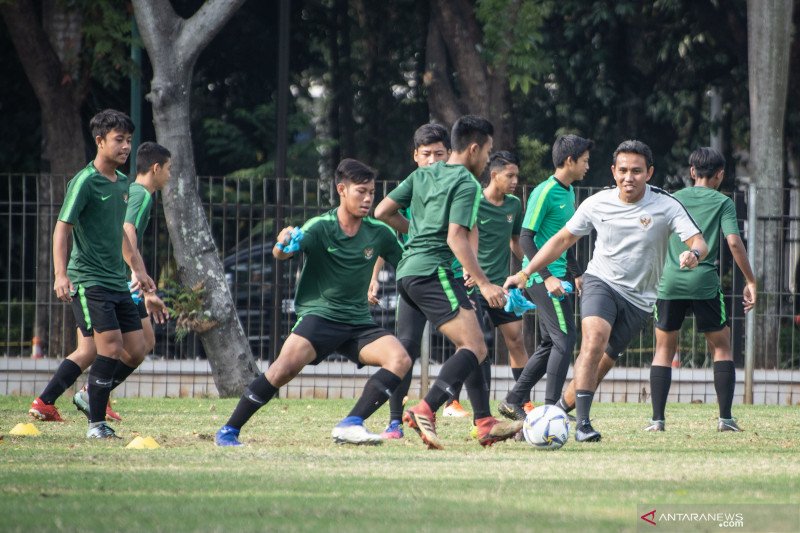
[133,0,257,396]
[747,0,794,368]
[1,0,86,357]
[424,0,514,150]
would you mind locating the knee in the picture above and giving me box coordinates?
[68,349,96,371]
[399,338,420,362]
[393,351,412,375]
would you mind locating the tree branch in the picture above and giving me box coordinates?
[176,0,248,68]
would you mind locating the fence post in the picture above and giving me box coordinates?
[744,183,756,404]
[419,322,430,397]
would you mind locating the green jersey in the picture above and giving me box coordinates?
[477,194,522,286]
[123,182,153,276]
[521,175,575,283]
[388,161,481,279]
[58,162,130,292]
[658,187,739,300]
[295,209,404,325]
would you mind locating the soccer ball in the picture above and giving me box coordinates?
[522,405,570,450]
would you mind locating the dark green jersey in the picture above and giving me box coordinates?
[388,161,481,279]
[123,182,153,276]
[295,208,404,324]
[477,194,522,286]
[521,175,575,283]
[58,162,130,292]
[658,187,739,299]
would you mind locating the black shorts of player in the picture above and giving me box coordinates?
[398,267,473,329]
[136,299,148,319]
[580,274,650,360]
[291,314,391,368]
[655,292,729,333]
[71,284,143,337]
[470,291,521,329]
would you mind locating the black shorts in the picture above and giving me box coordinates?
[470,291,520,328]
[580,274,650,360]
[654,293,728,333]
[136,299,148,319]
[398,268,473,329]
[291,314,390,367]
[71,285,143,336]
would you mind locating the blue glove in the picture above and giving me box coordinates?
[276,227,304,253]
[128,281,142,304]
[547,280,574,301]
[504,288,537,317]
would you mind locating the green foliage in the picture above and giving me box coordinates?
[516,135,550,185]
[159,272,216,342]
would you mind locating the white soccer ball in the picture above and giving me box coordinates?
[522,404,570,450]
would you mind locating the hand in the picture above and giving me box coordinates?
[463,269,477,288]
[367,278,380,305]
[574,275,583,295]
[679,250,700,269]
[743,281,757,313]
[478,281,507,308]
[54,273,74,302]
[276,226,295,248]
[503,272,526,290]
[544,276,564,298]
[145,292,169,324]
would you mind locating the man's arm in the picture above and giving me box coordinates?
[368,257,385,305]
[505,227,580,289]
[678,233,708,269]
[53,221,74,302]
[375,197,410,234]
[727,233,757,312]
[123,232,155,292]
[273,226,296,260]
[510,235,524,261]
[448,223,505,308]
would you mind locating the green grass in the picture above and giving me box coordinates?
[1,396,798,532]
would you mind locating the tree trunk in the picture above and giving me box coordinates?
[133,0,257,396]
[424,0,514,150]
[2,0,85,357]
[747,0,794,368]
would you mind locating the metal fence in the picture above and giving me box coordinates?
[1,173,799,404]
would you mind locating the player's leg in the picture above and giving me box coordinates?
[558,352,615,415]
[30,330,96,421]
[331,333,411,445]
[648,299,686,431]
[572,316,612,442]
[216,331,318,446]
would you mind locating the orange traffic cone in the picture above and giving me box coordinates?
[31,337,44,359]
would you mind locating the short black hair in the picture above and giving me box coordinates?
[489,151,519,173]
[689,147,725,178]
[335,158,376,185]
[450,115,494,153]
[90,109,135,140]
[552,134,594,168]
[613,139,654,168]
[414,123,450,150]
[136,142,172,175]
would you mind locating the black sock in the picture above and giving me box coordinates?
[556,397,573,413]
[650,365,672,421]
[87,355,117,424]
[714,360,735,419]
[110,360,138,391]
[39,359,82,404]
[347,368,402,421]
[465,360,492,420]
[507,355,547,405]
[424,349,479,411]
[389,369,412,422]
[575,389,594,425]
[225,374,279,430]
[511,367,523,382]
[448,382,463,404]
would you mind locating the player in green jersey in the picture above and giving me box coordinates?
[648,147,757,432]
[30,140,170,426]
[216,159,411,446]
[376,115,521,449]
[46,110,156,439]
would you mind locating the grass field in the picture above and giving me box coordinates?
[1,395,798,532]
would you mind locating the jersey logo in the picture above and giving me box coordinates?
[639,214,653,230]
[100,194,112,201]
[506,214,513,223]
[480,218,490,225]
[559,204,566,209]
[327,246,338,253]
[123,193,128,204]
[363,247,374,260]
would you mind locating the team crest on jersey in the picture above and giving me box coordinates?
[506,214,513,223]
[363,247,374,260]
[123,193,128,204]
[639,214,652,229]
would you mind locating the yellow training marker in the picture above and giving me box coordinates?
[126,436,160,449]
[10,423,41,436]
